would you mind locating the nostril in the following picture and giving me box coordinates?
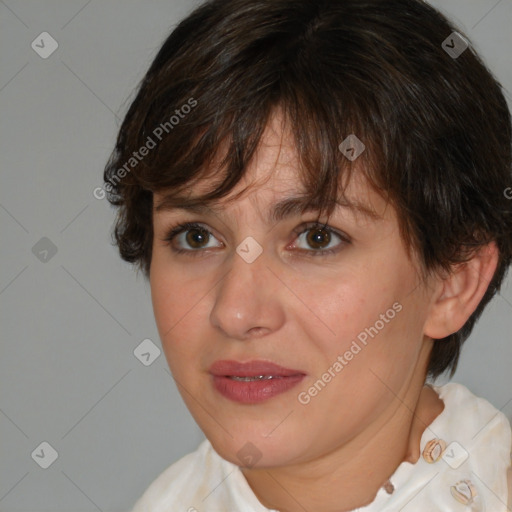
[248,326,267,336]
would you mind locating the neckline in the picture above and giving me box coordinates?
[377,382,452,486]
[376,383,448,495]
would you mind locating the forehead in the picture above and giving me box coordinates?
[153,108,390,223]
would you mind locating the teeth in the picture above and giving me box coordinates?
[229,375,276,381]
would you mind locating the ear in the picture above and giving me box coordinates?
[424,242,499,339]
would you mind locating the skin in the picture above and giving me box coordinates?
[150,108,498,512]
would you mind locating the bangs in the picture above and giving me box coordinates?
[126,70,386,226]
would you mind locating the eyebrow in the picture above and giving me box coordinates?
[154,194,382,223]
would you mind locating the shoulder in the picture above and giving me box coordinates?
[130,439,226,512]
[130,439,270,511]
[433,382,511,441]
[431,382,511,464]
[429,382,512,511]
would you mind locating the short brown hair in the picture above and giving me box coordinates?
[104,0,512,379]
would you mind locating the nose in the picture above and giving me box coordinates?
[209,247,285,340]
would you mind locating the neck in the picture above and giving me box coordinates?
[241,381,444,512]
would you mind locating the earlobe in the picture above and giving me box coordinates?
[423,242,499,340]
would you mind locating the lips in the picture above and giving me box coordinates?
[209,360,305,378]
[209,360,306,404]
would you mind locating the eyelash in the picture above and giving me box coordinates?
[161,221,350,258]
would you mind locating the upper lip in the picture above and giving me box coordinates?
[209,360,306,377]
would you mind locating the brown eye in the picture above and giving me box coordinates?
[185,227,210,248]
[305,226,332,250]
[292,222,349,256]
[163,221,349,257]
[162,222,222,253]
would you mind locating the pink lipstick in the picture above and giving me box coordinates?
[209,360,306,404]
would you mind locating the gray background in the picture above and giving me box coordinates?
[0,0,511,510]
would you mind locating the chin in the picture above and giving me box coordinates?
[206,426,306,469]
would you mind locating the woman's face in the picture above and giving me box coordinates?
[150,111,437,468]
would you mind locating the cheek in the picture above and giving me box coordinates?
[150,269,224,388]
[301,278,397,349]
[150,264,204,352]
[150,270,174,334]
[299,263,423,369]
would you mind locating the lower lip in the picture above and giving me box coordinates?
[211,375,305,404]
